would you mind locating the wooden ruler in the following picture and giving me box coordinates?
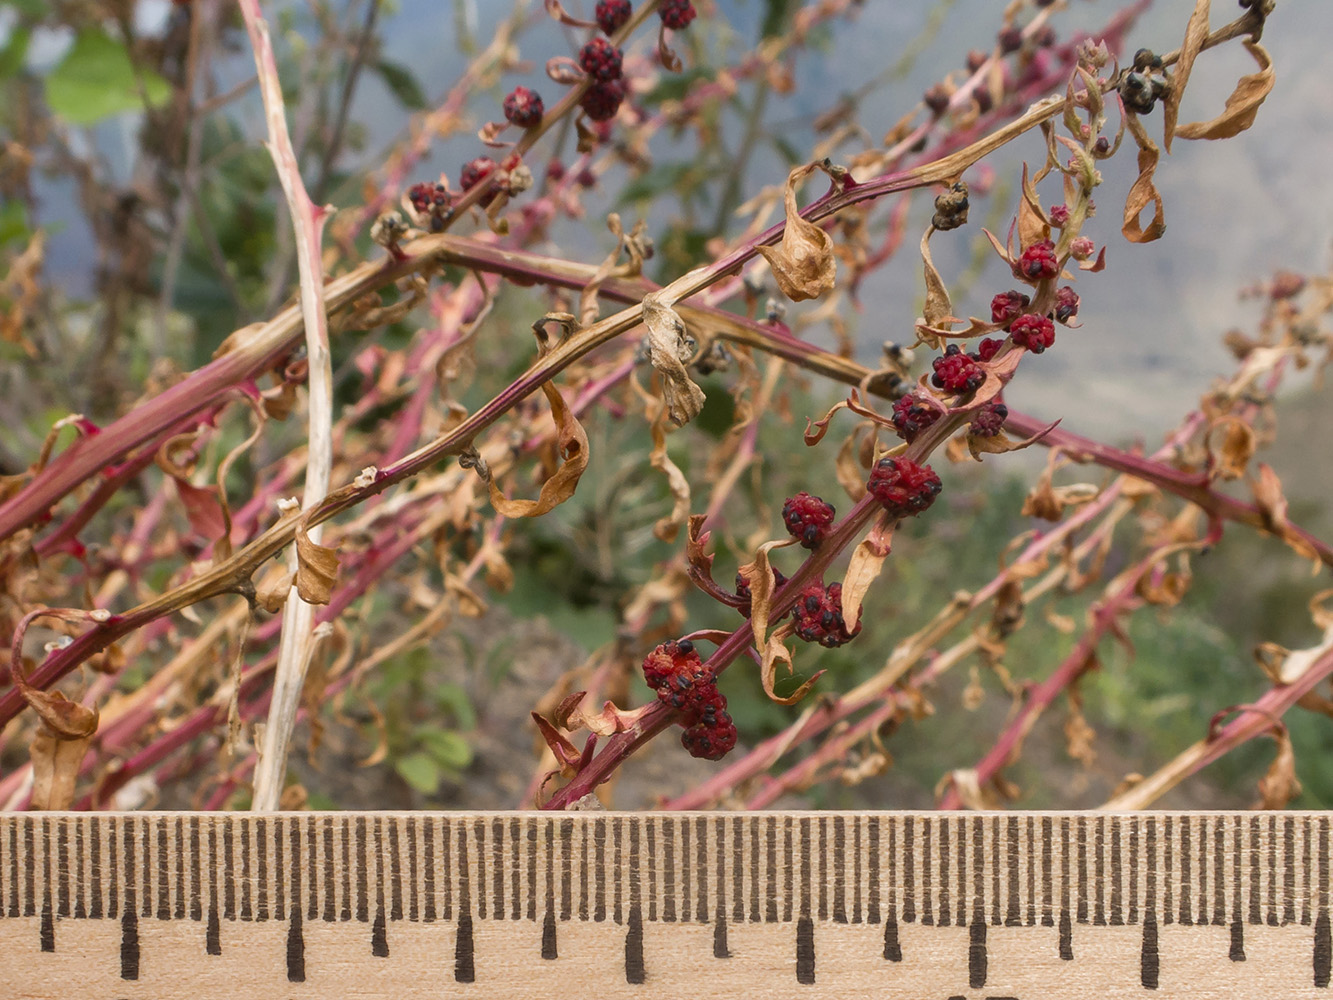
[1,811,1330,998]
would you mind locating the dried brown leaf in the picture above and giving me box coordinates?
[1163,0,1212,152]
[642,292,705,426]
[841,515,894,632]
[1122,119,1166,244]
[649,419,691,543]
[756,163,837,302]
[1250,462,1321,566]
[1254,724,1301,809]
[1017,163,1049,251]
[759,624,824,706]
[489,381,590,515]
[919,226,953,329]
[1174,41,1274,142]
[30,726,94,810]
[295,520,340,605]
[1207,416,1255,480]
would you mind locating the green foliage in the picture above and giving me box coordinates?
[44,28,171,124]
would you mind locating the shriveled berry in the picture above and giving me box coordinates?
[972,337,1004,362]
[867,457,943,519]
[1048,204,1069,227]
[969,401,1009,437]
[659,0,697,29]
[735,568,790,619]
[792,582,862,648]
[1009,313,1056,353]
[595,0,632,34]
[891,393,941,443]
[579,78,626,121]
[966,49,988,73]
[502,86,544,128]
[782,492,836,549]
[1015,239,1059,282]
[407,181,450,221]
[990,289,1031,329]
[1054,286,1081,324]
[923,84,951,117]
[998,26,1023,54]
[580,37,623,81]
[931,344,985,393]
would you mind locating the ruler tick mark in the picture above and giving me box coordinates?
[542,909,557,960]
[455,912,475,983]
[287,911,305,982]
[1141,912,1159,990]
[969,913,987,988]
[1230,918,1245,961]
[120,910,139,981]
[796,915,815,984]
[1316,910,1331,988]
[206,906,221,955]
[625,904,645,984]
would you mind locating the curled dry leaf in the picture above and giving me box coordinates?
[756,163,837,302]
[1122,117,1166,244]
[1174,41,1275,142]
[919,226,954,333]
[30,724,95,810]
[964,417,1060,462]
[840,513,894,634]
[649,419,691,542]
[295,517,340,605]
[1206,416,1255,480]
[737,539,792,647]
[1254,723,1301,810]
[554,690,655,737]
[1017,163,1049,251]
[1162,0,1212,152]
[1250,462,1322,567]
[488,381,590,516]
[759,623,825,706]
[641,291,705,426]
[1021,452,1100,521]
[254,564,294,614]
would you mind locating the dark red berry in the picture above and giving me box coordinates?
[579,37,623,81]
[595,0,632,34]
[930,344,985,393]
[1054,286,1081,324]
[990,290,1031,329]
[923,84,951,117]
[460,157,500,206]
[1015,239,1059,282]
[998,26,1023,54]
[972,337,1004,362]
[545,159,566,182]
[1009,313,1056,353]
[656,654,716,715]
[969,401,1009,437]
[966,49,988,73]
[1048,204,1069,227]
[659,0,697,29]
[891,393,941,443]
[782,492,836,549]
[579,78,626,121]
[792,582,862,648]
[502,86,544,128]
[681,707,737,760]
[867,457,943,519]
[735,569,790,619]
[1094,136,1111,155]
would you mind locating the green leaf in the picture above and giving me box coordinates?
[394,752,442,795]
[374,59,426,110]
[419,730,473,770]
[2,0,47,16]
[0,27,29,80]
[0,199,28,248]
[44,28,171,124]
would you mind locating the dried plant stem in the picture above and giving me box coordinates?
[237,0,335,811]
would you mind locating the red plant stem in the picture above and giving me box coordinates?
[935,523,1223,811]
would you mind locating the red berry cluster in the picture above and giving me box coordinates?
[580,78,626,121]
[641,640,737,760]
[1054,285,1080,324]
[659,0,697,29]
[891,393,941,443]
[407,181,451,230]
[735,569,790,619]
[580,37,624,80]
[459,156,500,205]
[990,289,1031,329]
[1009,313,1056,354]
[867,457,943,518]
[502,86,544,128]
[595,0,632,34]
[930,344,985,394]
[971,336,1004,362]
[782,492,836,549]
[969,400,1009,437]
[1015,239,1060,282]
[793,582,862,648]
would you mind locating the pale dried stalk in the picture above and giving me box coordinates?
[238,0,335,811]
